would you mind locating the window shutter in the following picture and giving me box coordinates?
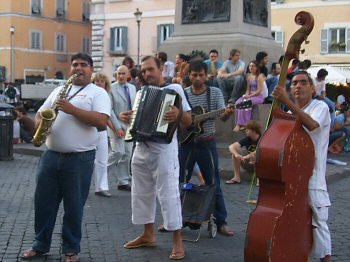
[110,28,115,51]
[169,24,174,36]
[320,29,328,54]
[275,31,284,47]
[157,24,161,48]
[346,27,350,53]
[122,26,128,53]
[31,32,35,48]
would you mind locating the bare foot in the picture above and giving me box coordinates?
[233,125,240,132]
[170,242,185,260]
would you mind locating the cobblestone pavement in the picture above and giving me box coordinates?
[0,153,349,262]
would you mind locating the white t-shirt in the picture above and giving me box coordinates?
[136,83,191,153]
[314,79,326,96]
[38,83,111,152]
[302,99,330,191]
[162,61,175,78]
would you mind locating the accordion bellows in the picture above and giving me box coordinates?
[125,85,181,144]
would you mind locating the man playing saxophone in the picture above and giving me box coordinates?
[22,53,111,262]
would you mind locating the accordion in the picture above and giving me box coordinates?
[125,85,181,144]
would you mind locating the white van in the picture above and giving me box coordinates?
[43,79,66,86]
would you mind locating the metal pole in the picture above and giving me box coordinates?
[137,21,140,68]
[10,26,14,83]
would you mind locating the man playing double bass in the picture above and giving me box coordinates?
[272,71,331,262]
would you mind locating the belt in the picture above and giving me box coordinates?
[97,126,107,132]
[51,149,95,156]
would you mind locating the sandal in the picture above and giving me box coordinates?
[169,251,185,260]
[225,179,241,184]
[22,249,45,260]
[65,253,80,262]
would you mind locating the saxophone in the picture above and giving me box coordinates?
[32,73,79,147]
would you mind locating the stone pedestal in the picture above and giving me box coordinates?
[160,0,283,64]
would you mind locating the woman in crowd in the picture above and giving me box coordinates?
[233,60,266,132]
[91,72,113,197]
[172,53,190,84]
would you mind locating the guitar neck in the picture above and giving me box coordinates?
[194,108,226,122]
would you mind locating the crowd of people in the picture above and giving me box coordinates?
[1,49,338,262]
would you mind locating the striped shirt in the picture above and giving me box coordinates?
[184,86,225,139]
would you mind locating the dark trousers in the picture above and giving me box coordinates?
[32,149,95,254]
[179,139,228,226]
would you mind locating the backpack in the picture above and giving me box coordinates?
[5,87,16,100]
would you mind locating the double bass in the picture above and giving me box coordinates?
[244,11,315,262]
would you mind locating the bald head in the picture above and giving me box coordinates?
[115,65,130,84]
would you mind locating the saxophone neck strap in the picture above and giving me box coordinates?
[65,84,86,101]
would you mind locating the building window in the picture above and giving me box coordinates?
[31,0,41,15]
[271,30,284,47]
[30,31,42,49]
[157,24,174,48]
[321,27,350,54]
[82,37,91,54]
[56,0,65,17]
[110,26,128,54]
[55,33,66,52]
[82,1,90,21]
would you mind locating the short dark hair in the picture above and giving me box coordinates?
[129,68,138,79]
[291,59,300,66]
[188,60,207,74]
[71,53,93,67]
[136,69,148,86]
[15,105,27,115]
[271,62,278,71]
[292,71,314,86]
[157,52,167,62]
[246,120,262,136]
[141,56,161,69]
[317,68,328,79]
[256,51,268,62]
[209,49,219,55]
[303,59,312,69]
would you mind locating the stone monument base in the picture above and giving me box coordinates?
[160,33,283,66]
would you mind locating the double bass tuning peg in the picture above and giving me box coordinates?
[305,40,310,44]
[300,49,305,54]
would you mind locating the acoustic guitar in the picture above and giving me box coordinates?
[179,100,252,144]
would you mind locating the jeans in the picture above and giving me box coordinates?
[179,139,228,226]
[217,75,245,103]
[329,126,350,145]
[32,149,95,254]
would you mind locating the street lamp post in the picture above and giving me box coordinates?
[10,25,15,83]
[134,8,142,68]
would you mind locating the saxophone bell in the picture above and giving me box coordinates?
[32,109,56,147]
[32,73,78,147]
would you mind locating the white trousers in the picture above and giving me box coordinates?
[108,131,132,186]
[310,190,332,259]
[94,130,109,191]
[131,144,182,231]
